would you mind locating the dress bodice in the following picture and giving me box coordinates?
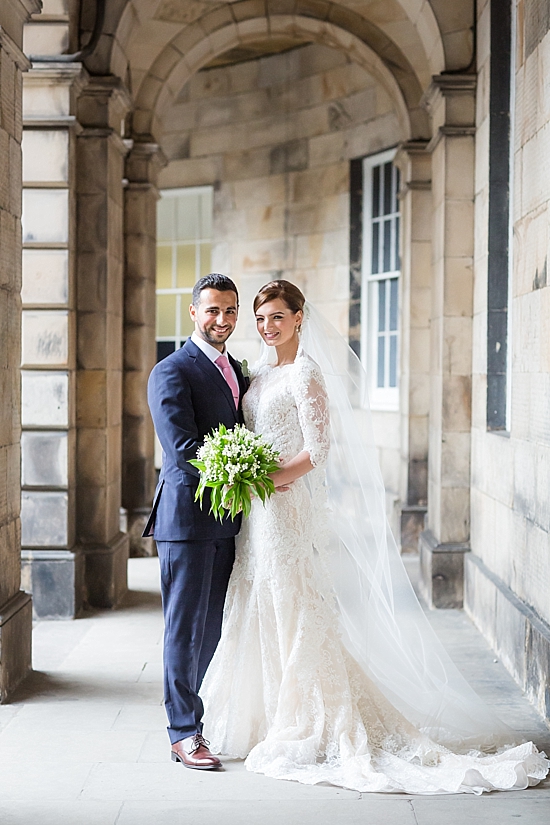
[242,354,330,468]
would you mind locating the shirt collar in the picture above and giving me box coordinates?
[191,331,227,364]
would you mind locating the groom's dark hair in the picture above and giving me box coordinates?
[192,274,239,307]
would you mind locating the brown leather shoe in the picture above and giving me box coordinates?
[171,734,222,770]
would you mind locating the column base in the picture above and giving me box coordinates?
[0,591,33,702]
[83,531,129,609]
[400,505,427,554]
[418,529,469,608]
[127,508,157,558]
[21,548,84,619]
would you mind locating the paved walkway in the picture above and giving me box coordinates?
[0,557,549,825]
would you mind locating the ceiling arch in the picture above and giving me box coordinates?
[128,1,431,142]
[81,1,447,116]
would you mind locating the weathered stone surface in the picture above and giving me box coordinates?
[419,529,468,609]
[0,0,35,702]
[20,549,84,620]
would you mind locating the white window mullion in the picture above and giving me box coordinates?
[362,150,400,411]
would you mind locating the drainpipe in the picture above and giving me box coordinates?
[28,0,105,62]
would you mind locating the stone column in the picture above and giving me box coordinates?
[419,75,476,608]
[394,141,431,553]
[0,0,39,701]
[20,62,86,619]
[76,78,131,607]
[123,142,164,557]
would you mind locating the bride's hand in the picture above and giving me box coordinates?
[269,467,291,492]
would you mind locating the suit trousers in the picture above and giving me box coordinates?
[156,537,235,744]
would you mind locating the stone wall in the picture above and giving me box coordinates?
[467,0,550,722]
[158,43,404,501]
[0,0,37,701]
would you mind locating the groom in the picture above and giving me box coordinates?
[144,273,247,770]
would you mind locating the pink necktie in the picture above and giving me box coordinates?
[215,354,239,409]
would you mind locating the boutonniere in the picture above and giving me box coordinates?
[240,359,250,379]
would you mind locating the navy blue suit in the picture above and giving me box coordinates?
[144,338,247,743]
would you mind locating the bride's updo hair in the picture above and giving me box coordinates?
[253,280,306,315]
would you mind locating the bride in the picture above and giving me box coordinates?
[200,279,549,794]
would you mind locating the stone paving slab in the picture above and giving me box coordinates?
[0,557,548,824]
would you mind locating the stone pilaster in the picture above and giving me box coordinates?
[76,77,131,607]
[394,141,431,553]
[20,61,86,619]
[123,142,165,556]
[0,0,39,701]
[419,75,476,608]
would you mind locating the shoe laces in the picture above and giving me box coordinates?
[191,733,210,753]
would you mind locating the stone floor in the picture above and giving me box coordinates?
[0,557,549,825]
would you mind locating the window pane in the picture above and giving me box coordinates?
[389,277,398,331]
[199,242,212,279]
[372,165,380,218]
[176,244,196,288]
[22,249,68,305]
[22,130,69,183]
[156,294,176,337]
[393,167,400,213]
[371,222,379,275]
[157,196,174,242]
[378,280,386,332]
[383,162,392,215]
[199,191,213,238]
[383,219,392,272]
[22,430,68,487]
[394,215,400,271]
[377,335,385,387]
[389,334,397,387]
[22,189,68,243]
[180,299,195,338]
[21,491,68,547]
[156,246,172,289]
[21,310,68,366]
[22,370,68,426]
[176,197,198,241]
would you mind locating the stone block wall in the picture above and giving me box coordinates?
[0,0,37,701]
[468,0,550,722]
[157,43,403,499]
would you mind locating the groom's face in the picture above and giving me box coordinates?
[190,288,239,350]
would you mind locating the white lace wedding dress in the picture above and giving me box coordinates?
[200,353,548,794]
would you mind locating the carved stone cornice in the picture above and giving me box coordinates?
[394,140,431,193]
[421,74,477,154]
[77,76,132,135]
[421,74,477,114]
[125,141,167,189]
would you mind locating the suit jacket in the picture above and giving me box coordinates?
[143,338,248,541]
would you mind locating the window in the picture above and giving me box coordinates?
[155,186,213,362]
[361,151,400,410]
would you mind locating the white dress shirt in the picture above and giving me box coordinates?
[191,331,239,388]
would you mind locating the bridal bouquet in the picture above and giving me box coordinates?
[188,424,280,520]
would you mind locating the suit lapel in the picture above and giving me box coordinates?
[184,338,237,416]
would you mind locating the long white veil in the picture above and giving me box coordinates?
[282,302,518,752]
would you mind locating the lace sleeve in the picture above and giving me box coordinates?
[292,358,330,468]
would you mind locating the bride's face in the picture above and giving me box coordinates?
[255,298,303,347]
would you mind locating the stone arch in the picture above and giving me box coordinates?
[92,2,447,95]
[132,3,431,143]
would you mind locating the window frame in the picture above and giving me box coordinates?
[360,149,400,412]
[155,185,213,356]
